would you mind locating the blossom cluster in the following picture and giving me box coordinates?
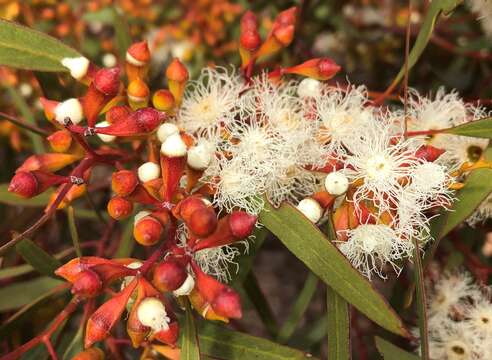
[415,270,492,359]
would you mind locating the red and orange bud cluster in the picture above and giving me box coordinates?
[256,7,297,61]
[239,11,261,67]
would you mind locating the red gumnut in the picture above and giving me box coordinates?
[112,170,138,197]
[415,145,446,162]
[152,259,188,292]
[95,108,165,137]
[107,196,134,220]
[191,262,242,320]
[174,196,208,222]
[106,105,132,124]
[9,170,67,198]
[284,58,341,80]
[94,67,120,96]
[188,207,218,238]
[127,41,151,65]
[71,269,102,298]
[85,278,138,348]
[229,211,257,239]
[133,216,163,246]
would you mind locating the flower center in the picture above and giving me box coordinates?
[365,154,391,180]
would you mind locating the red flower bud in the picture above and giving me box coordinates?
[17,153,80,173]
[72,269,102,298]
[85,278,137,348]
[152,89,175,112]
[311,191,336,209]
[95,108,164,137]
[72,348,105,360]
[134,216,163,246]
[166,59,188,106]
[94,67,121,96]
[47,130,72,152]
[9,170,67,198]
[160,154,186,203]
[174,196,208,222]
[240,30,261,52]
[107,196,134,220]
[152,259,188,292]
[212,287,242,319]
[284,58,341,80]
[126,41,151,66]
[112,170,138,197]
[55,257,113,283]
[415,145,445,162]
[188,207,218,238]
[256,7,297,60]
[229,211,257,239]
[105,105,131,124]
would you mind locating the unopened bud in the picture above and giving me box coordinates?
[285,58,340,80]
[102,53,117,68]
[72,348,105,360]
[127,78,150,105]
[9,171,38,198]
[72,269,102,298]
[126,41,151,67]
[160,133,187,157]
[188,207,218,237]
[152,89,175,111]
[187,143,213,170]
[107,196,134,220]
[166,58,188,105]
[153,260,188,292]
[157,123,179,143]
[137,297,170,331]
[106,105,131,124]
[54,98,84,125]
[94,67,120,96]
[133,215,163,246]
[229,211,257,239]
[96,121,116,143]
[47,130,72,152]
[112,170,138,197]
[61,56,90,80]
[212,288,242,319]
[296,198,323,223]
[138,162,161,183]
[324,171,349,196]
[176,196,208,222]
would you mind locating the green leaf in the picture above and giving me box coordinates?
[0,277,64,311]
[444,116,492,138]
[199,323,317,360]
[259,201,408,337]
[277,272,318,343]
[62,326,84,360]
[389,0,461,87]
[0,19,81,71]
[375,336,420,360]
[0,183,51,207]
[232,226,268,283]
[16,238,61,277]
[67,206,82,257]
[326,286,350,360]
[181,299,200,360]
[114,219,135,258]
[413,241,429,360]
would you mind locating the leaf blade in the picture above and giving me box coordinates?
[326,286,351,360]
[15,238,62,277]
[181,299,200,360]
[375,336,420,360]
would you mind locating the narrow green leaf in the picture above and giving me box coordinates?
[0,183,51,207]
[390,0,461,86]
[232,226,268,283]
[277,272,318,344]
[375,336,420,360]
[67,206,82,257]
[0,19,81,71]
[199,322,317,360]
[181,299,200,360]
[326,286,350,360]
[5,85,44,153]
[290,315,327,349]
[114,219,135,258]
[0,277,64,311]
[444,116,492,138]
[112,7,132,58]
[16,238,61,277]
[259,201,408,337]
[62,325,84,360]
[242,272,278,337]
[413,241,429,360]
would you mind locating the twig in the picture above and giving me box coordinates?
[0,111,49,136]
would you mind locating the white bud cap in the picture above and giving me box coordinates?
[19,83,33,97]
[102,53,117,68]
[296,198,323,223]
[297,78,322,98]
[96,121,116,143]
[324,172,349,196]
[138,162,161,182]
[134,210,152,224]
[137,297,170,331]
[121,261,143,290]
[157,123,179,143]
[173,274,195,296]
[54,98,84,125]
[126,51,145,67]
[61,57,90,80]
[161,133,187,158]
[187,143,213,170]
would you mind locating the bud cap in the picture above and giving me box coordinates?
[138,162,161,182]
[187,143,213,170]
[296,198,323,223]
[96,121,116,142]
[161,133,187,157]
[173,273,195,297]
[54,98,84,124]
[324,172,349,196]
[157,123,179,143]
[61,56,90,80]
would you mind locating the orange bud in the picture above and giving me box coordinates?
[284,58,341,80]
[174,196,208,222]
[39,97,59,122]
[112,170,138,197]
[166,59,188,106]
[152,89,175,112]
[72,269,102,298]
[85,278,137,348]
[126,41,151,66]
[107,196,134,220]
[311,191,336,209]
[105,105,131,124]
[49,182,87,210]
[152,259,187,292]
[55,257,113,283]
[188,288,228,322]
[72,348,105,360]
[134,216,163,246]
[188,207,218,238]
[256,7,297,61]
[17,153,80,173]
[47,130,72,152]
[127,78,150,109]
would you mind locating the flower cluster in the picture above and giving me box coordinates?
[415,270,492,359]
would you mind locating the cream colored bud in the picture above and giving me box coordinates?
[296,198,323,223]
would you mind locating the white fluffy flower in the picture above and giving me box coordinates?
[137,297,170,332]
[178,67,243,135]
